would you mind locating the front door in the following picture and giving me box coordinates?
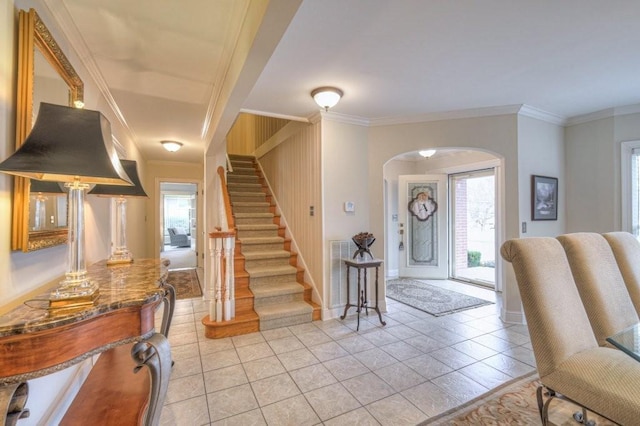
[399,174,448,278]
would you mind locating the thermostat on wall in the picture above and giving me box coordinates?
[344,201,355,212]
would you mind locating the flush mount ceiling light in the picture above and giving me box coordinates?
[311,87,343,111]
[419,149,437,158]
[161,140,183,152]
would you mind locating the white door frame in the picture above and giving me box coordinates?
[155,178,203,268]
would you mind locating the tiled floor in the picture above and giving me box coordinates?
[159,280,535,425]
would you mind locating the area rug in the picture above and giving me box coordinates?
[386,278,493,316]
[421,372,615,425]
[168,268,202,299]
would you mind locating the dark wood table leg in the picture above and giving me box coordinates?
[363,268,369,315]
[356,267,362,331]
[340,265,352,320]
[373,265,386,326]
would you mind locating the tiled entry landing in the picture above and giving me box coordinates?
[160,282,534,425]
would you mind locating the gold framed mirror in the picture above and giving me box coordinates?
[14,9,84,251]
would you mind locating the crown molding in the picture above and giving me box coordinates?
[517,105,566,126]
[566,103,640,126]
[240,108,309,123]
[309,111,370,126]
[369,104,524,127]
[43,0,136,142]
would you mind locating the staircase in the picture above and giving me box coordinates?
[227,154,320,331]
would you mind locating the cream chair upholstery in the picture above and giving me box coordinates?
[603,231,640,316]
[501,237,640,425]
[557,232,639,346]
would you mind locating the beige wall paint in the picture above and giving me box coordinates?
[321,117,370,317]
[564,111,640,234]
[382,159,415,276]
[369,114,524,322]
[565,117,616,232]
[259,120,323,303]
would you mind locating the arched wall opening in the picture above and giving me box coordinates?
[383,148,504,296]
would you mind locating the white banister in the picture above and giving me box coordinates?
[204,165,236,324]
[207,230,236,323]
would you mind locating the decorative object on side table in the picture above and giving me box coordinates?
[0,103,133,307]
[89,159,148,264]
[352,232,375,260]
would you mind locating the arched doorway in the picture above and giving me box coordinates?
[384,148,503,293]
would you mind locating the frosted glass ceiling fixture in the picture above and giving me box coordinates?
[161,140,183,152]
[311,87,343,111]
[419,149,436,158]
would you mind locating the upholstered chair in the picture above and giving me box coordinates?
[557,232,639,347]
[603,231,640,316]
[501,237,640,425]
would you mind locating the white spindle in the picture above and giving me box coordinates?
[214,238,223,322]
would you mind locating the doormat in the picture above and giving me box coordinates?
[386,278,493,316]
[168,268,202,300]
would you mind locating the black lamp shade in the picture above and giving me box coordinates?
[0,103,132,185]
[89,160,148,197]
[30,180,65,194]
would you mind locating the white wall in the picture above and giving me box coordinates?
[517,115,566,237]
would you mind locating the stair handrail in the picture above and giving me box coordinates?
[217,166,235,230]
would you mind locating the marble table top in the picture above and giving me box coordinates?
[0,258,170,338]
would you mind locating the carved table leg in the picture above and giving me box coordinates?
[160,283,176,337]
[131,333,172,426]
[0,383,29,426]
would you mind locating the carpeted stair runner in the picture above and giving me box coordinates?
[227,154,316,330]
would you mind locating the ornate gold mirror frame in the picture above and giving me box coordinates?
[14,9,84,251]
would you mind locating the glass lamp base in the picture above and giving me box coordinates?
[49,279,99,308]
[107,249,133,265]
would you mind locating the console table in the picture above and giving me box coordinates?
[0,258,175,426]
[340,258,386,331]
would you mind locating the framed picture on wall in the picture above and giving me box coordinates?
[532,175,558,220]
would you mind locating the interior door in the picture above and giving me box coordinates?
[399,174,448,278]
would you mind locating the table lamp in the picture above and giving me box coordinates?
[89,159,148,264]
[0,103,132,306]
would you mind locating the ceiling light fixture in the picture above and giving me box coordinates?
[311,87,343,111]
[161,140,183,152]
[419,149,436,158]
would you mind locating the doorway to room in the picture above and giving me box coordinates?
[159,181,198,270]
[449,168,496,288]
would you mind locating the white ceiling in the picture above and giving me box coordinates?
[47,0,640,163]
